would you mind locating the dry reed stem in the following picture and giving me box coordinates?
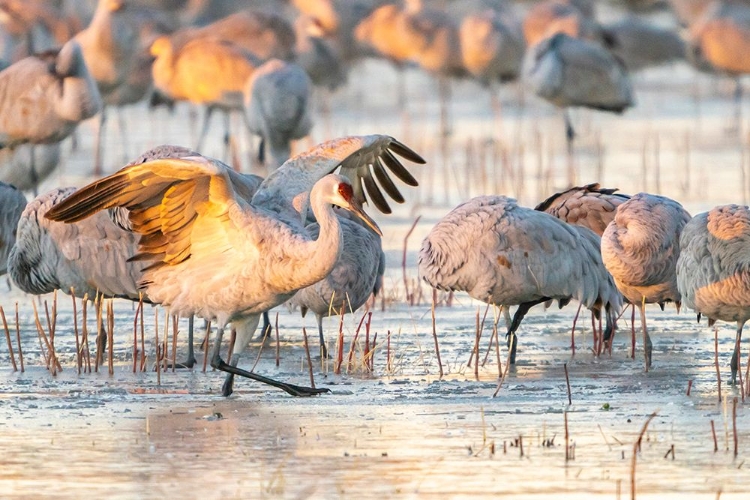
[711,419,718,452]
[108,300,114,375]
[139,296,146,372]
[335,311,344,375]
[686,380,693,396]
[564,363,572,405]
[732,397,738,458]
[564,411,570,462]
[402,216,422,306]
[715,327,722,404]
[155,309,161,386]
[31,301,53,374]
[302,327,316,389]
[347,310,368,373]
[202,321,211,373]
[14,302,23,372]
[631,411,658,500]
[492,335,514,397]
[132,300,141,373]
[274,313,280,367]
[0,306,17,371]
[82,296,90,373]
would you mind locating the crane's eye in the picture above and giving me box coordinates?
[337,182,353,201]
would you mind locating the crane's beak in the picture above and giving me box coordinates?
[348,200,382,236]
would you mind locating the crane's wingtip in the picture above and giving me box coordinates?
[388,138,426,165]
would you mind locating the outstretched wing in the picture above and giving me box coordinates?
[252,134,424,218]
[45,156,244,272]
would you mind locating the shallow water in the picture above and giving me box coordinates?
[4,6,750,496]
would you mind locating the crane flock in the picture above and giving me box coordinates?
[1,0,750,399]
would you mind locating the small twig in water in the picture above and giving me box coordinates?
[631,411,658,500]
[302,327,316,389]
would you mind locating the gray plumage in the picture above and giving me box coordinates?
[418,195,622,363]
[8,187,142,300]
[523,32,634,113]
[535,183,631,236]
[290,215,384,355]
[46,135,424,397]
[244,59,313,171]
[677,204,750,383]
[0,38,101,147]
[601,192,691,369]
[0,143,60,192]
[602,17,685,72]
[0,182,26,276]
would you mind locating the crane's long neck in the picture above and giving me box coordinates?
[55,54,102,123]
[294,193,343,289]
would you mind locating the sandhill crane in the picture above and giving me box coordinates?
[677,205,750,384]
[47,135,424,397]
[602,17,685,72]
[244,59,313,172]
[0,143,60,192]
[0,181,26,277]
[523,32,633,183]
[668,0,750,26]
[418,195,622,365]
[74,0,141,174]
[0,38,102,193]
[355,0,465,137]
[458,7,526,85]
[150,35,260,154]
[290,214,384,358]
[536,183,631,352]
[294,14,348,92]
[687,1,750,128]
[601,193,691,370]
[522,0,600,46]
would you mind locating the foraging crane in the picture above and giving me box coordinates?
[290,213,385,358]
[244,59,313,171]
[523,32,633,170]
[47,135,424,397]
[536,183,631,351]
[677,205,750,384]
[0,38,101,193]
[0,181,26,277]
[418,195,622,365]
[601,193,691,370]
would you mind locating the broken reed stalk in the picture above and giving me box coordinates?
[469,302,490,367]
[274,313,280,367]
[171,315,178,373]
[370,331,377,373]
[494,319,502,378]
[132,300,141,373]
[733,397,738,458]
[14,303,24,372]
[402,215,422,306]
[108,300,114,375]
[249,319,271,373]
[162,310,169,372]
[631,411,658,500]
[302,327,316,389]
[0,306,17,371]
[71,292,81,374]
[711,419,719,452]
[564,363,572,405]
[431,289,443,379]
[715,328,722,404]
[202,321,211,373]
[94,296,102,372]
[686,380,693,396]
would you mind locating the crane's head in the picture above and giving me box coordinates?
[317,174,382,236]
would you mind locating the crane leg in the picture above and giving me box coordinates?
[603,304,616,354]
[639,298,652,371]
[212,315,329,397]
[506,297,550,365]
[259,311,272,343]
[93,105,107,177]
[569,302,583,355]
[196,106,214,151]
[29,145,38,197]
[730,321,745,385]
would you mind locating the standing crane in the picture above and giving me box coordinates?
[677,205,750,384]
[419,195,622,365]
[46,135,424,397]
[601,193,691,370]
